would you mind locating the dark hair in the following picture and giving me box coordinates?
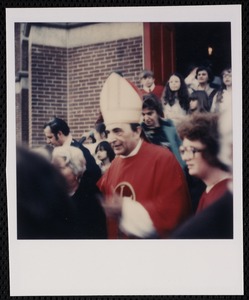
[129,123,151,143]
[142,94,164,118]
[177,113,229,171]
[95,141,115,162]
[44,117,70,136]
[16,146,73,239]
[188,91,209,114]
[95,122,107,139]
[195,66,214,83]
[215,67,232,105]
[163,72,189,111]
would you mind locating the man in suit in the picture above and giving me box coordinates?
[43,117,101,183]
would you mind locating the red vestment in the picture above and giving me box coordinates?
[141,85,164,100]
[97,141,191,238]
[196,178,231,213]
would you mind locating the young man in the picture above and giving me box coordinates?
[195,66,217,109]
[140,69,164,100]
[141,94,185,169]
[97,72,191,239]
[43,117,101,183]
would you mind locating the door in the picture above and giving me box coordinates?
[143,23,175,86]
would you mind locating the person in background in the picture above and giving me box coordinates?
[139,69,164,100]
[141,94,185,170]
[97,72,191,239]
[163,72,189,125]
[52,145,107,239]
[177,113,232,214]
[195,66,217,110]
[187,90,210,115]
[211,67,232,114]
[95,141,115,174]
[43,117,101,184]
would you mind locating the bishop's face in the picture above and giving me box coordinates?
[106,123,141,156]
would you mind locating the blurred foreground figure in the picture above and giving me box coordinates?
[170,111,233,239]
[52,146,107,239]
[17,146,73,239]
[97,72,191,239]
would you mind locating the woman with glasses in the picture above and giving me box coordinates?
[177,113,232,214]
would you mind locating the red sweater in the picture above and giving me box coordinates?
[196,178,231,213]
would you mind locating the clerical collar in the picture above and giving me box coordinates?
[120,138,143,158]
[143,83,155,93]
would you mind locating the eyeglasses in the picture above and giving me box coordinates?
[179,146,206,158]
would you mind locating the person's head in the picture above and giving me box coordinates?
[95,141,115,162]
[140,69,155,89]
[164,72,189,110]
[95,122,107,140]
[177,113,229,179]
[195,66,214,84]
[188,91,209,113]
[168,73,182,92]
[106,123,142,156]
[52,146,86,192]
[142,94,164,127]
[43,117,70,147]
[16,145,71,239]
[221,67,232,88]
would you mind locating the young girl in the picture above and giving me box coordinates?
[95,141,115,174]
[163,72,189,125]
[188,91,210,115]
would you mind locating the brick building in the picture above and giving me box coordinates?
[15,22,145,147]
[15,22,231,148]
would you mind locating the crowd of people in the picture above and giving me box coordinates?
[17,64,233,240]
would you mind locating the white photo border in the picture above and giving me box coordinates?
[6,5,243,296]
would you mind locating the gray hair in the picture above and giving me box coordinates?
[52,146,86,177]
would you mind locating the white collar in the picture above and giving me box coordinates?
[120,139,143,158]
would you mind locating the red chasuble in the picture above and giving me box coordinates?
[97,141,191,238]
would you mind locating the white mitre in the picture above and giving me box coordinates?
[100,72,142,126]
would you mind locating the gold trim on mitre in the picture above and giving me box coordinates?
[100,72,142,125]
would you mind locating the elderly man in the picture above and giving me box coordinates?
[97,72,191,239]
[43,117,101,183]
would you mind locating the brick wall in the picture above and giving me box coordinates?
[68,36,143,139]
[30,36,143,146]
[30,45,68,147]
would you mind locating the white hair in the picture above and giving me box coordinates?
[52,146,86,177]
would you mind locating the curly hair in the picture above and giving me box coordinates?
[177,113,229,171]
